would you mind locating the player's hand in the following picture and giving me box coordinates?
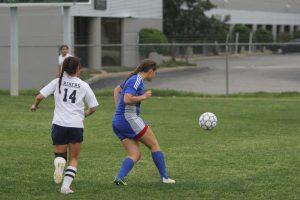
[143,90,152,100]
[30,104,38,112]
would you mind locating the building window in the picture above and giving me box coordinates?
[101,18,122,66]
[74,17,90,67]
[94,0,107,10]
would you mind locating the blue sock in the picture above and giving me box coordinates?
[117,157,134,180]
[151,151,168,179]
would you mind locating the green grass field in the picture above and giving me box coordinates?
[0,92,299,199]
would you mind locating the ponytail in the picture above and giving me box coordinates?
[58,56,79,94]
[122,59,158,86]
[58,67,65,94]
[123,65,142,84]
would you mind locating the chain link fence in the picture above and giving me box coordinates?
[82,42,300,94]
[1,42,300,94]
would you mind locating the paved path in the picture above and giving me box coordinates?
[91,54,300,94]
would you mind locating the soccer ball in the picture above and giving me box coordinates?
[199,112,217,130]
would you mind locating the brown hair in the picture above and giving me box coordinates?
[124,59,159,83]
[59,44,69,51]
[58,57,80,94]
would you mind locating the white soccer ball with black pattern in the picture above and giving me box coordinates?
[199,112,217,130]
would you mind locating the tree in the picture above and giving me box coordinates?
[205,15,230,55]
[164,0,228,60]
[208,15,230,43]
[164,0,215,43]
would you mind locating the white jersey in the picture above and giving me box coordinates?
[40,73,99,128]
[58,53,72,67]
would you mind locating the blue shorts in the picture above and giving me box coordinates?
[51,124,83,145]
[112,115,148,141]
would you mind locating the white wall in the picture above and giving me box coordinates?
[206,8,300,25]
[207,0,300,26]
[0,7,64,89]
[71,0,162,19]
[210,0,300,14]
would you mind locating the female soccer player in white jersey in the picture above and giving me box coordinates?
[30,56,99,194]
[112,59,175,185]
[56,44,72,78]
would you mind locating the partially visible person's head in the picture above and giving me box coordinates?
[59,44,69,56]
[62,57,80,76]
[58,57,80,93]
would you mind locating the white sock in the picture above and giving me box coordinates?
[62,166,77,189]
[54,157,66,167]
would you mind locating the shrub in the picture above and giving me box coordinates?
[232,24,251,43]
[278,32,293,42]
[139,28,169,57]
[254,28,273,43]
[293,30,300,39]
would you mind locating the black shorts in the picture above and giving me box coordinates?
[51,124,83,145]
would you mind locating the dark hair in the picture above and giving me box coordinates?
[58,56,80,94]
[58,44,69,55]
[123,59,159,84]
[59,44,69,51]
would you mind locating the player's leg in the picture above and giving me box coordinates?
[52,124,68,184]
[139,127,175,184]
[115,139,141,185]
[68,142,81,167]
[53,145,68,184]
[61,142,81,194]
[61,127,83,194]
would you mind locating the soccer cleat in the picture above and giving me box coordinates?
[162,177,176,184]
[54,162,65,184]
[114,177,127,186]
[60,187,74,194]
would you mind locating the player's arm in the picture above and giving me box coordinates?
[85,106,97,118]
[30,93,45,111]
[55,64,61,78]
[84,84,99,118]
[114,85,122,107]
[30,79,57,112]
[124,90,152,104]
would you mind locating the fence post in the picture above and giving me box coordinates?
[171,41,176,61]
[249,32,253,54]
[63,6,72,50]
[235,32,239,55]
[136,35,140,65]
[10,7,19,96]
[225,34,230,96]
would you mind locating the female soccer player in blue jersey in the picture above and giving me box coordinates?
[112,59,175,185]
[30,57,99,194]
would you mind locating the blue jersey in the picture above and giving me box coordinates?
[112,74,148,141]
[115,74,144,116]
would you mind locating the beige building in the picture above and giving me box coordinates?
[0,0,162,89]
